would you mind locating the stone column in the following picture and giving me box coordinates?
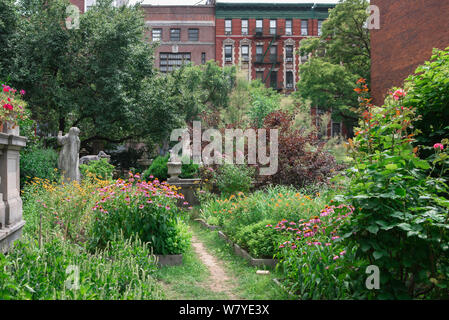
[0,130,26,253]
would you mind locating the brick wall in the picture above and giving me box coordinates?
[370,0,449,105]
[143,5,215,68]
[70,0,85,13]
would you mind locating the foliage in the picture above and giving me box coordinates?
[297,0,370,131]
[7,0,186,149]
[80,158,115,180]
[234,220,283,258]
[89,173,191,255]
[0,234,163,299]
[404,47,449,150]
[339,79,449,299]
[247,82,280,128]
[273,204,359,299]
[142,155,199,182]
[0,0,17,79]
[213,163,255,197]
[20,145,59,187]
[260,110,342,188]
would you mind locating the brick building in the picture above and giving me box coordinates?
[370,0,449,105]
[142,4,216,72]
[215,1,336,92]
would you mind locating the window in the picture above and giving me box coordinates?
[301,20,308,36]
[332,122,342,137]
[318,20,324,36]
[241,19,248,35]
[285,45,293,62]
[225,19,232,34]
[152,28,162,42]
[270,71,277,89]
[241,45,249,61]
[159,53,191,73]
[270,45,277,62]
[256,71,264,81]
[286,71,294,89]
[224,45,232,62]
[256,45,263,62]
[255,19,263,33]
[170,29,180,41]
[285,19,292,35]
[188,29,199,41]
[269,19,277,35]
[201,52,206,64]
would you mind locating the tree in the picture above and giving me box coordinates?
[0,0,18,79]
[297,0,370,132]
[7,0,184,151]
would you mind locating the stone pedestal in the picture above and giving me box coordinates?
[0,131,26,253]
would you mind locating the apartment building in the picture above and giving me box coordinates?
[215,1,336,92]
[142,4,216,72]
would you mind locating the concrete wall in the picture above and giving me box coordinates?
[370,0,449,105]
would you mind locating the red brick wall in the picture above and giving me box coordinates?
[370,0,449,105]
[142,5,216,68]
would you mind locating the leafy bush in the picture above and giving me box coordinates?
[273,204,358,299]
[214,163,255,197]
[260,110,342,188]
[404,47,449,150]
[89,173,191,255]
[142,155,199,182]
[0,234,163,299]
[80,158,115,180]
[234,220,282,258]
[20,146,59,187]
[339,79,449,299]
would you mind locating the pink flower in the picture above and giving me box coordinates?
[392,89,406,101]
[20,89,26,96]
[434,143,444,150]
[139,204,144,209]
[333,255,339,260]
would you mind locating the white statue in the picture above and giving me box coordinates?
[57,127,81,183]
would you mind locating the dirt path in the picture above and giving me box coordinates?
[191,234,240,300]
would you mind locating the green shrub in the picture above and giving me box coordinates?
[80,158,115,180]
[340,79,449,299]
[234,220,282,258]
[142,155,199,181]
[20,146,59,187]
[214,164,255,196]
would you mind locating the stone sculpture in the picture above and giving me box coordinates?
[79,150,110,165]
[57,127,81,183]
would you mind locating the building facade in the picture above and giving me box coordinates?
[215,1,335,92]
[370,0,449,105]
[142,5,216,72]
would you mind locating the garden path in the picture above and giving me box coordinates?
[190,234,239,300]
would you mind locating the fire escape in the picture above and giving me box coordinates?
[253,26,283,90]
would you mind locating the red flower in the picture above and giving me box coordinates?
[3,103,13,110]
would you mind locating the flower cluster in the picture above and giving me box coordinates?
[1,83,28,125]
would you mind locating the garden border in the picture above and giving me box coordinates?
[194,220,278,268]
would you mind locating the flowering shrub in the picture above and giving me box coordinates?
[0,83,28,126]
[80,158,115,181]
[213,163,255,197]
[340,79,449,299]
[272,204,357,299]
[89,173,191,255]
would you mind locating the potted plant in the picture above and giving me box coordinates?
[0,83,28,135]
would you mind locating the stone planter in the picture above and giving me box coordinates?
[167,161,182,182]
[155,254,183,267]
[0,129,26,253]
[1,121,19,136]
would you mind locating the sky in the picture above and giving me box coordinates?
[130,0,340,5]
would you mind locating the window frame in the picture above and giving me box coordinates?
[286,71,294,89]
[285,19,292,36]
[224,45,233,62]
[225,19,232,34]
[285,45,293,62]
[152,28,162,42]
[269,19,277,35]
[170,28,181,42]
[256,45,264,62]
[301,20,308,36]
[255,19,263,33]
[241,19,248,35]
[188,28,199,41]
[241,45,249,61]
